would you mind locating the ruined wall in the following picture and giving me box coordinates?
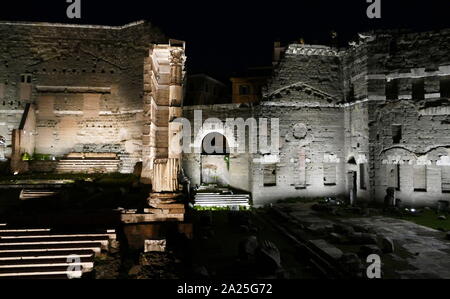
[266,44,344,99]
[0,21,165,173]
[256,46,347,206]
[252,103,346,206]
[182,104,253,193]
[354,29,450,206]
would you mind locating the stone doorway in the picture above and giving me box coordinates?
[200,133,230,186]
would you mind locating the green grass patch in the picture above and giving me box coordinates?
[397,210,450,231]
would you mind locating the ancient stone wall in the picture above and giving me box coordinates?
[0,21,165,173]
[182,104,253,193]
[347,29,450,206]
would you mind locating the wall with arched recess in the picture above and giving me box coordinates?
[374,146,450,206]
[182,105,253,193]
[0,21,165,173]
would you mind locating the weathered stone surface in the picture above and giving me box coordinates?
[238,236,259,260]
[360,245,382,256]
[310,239,344,260]
[333,224,355,236]
[349,232,378,245]
[329,232,347,244]
[144,239,167,253]
[380,236,395,253]
[256,240,282,273]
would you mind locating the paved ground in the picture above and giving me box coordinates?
[276,202,450,279]
[343,216,450,279]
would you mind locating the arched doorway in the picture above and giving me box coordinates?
[200,132,230,186]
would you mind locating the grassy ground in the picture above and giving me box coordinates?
[396,210,450,231]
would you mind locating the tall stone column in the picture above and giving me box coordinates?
[168,48,185,162]
[144,43,186,193]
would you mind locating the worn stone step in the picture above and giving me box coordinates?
[149,203,185,209]
[121,213,184,223]
[0,236,109,249]
[0,233,115,241]
[0,229,51,234]
[0,243,103,255]
[0,257,94,271]
[144,208,185,214]
[20,189,59,200]
[0,265,84,278]
[0,238,109,250]
[0,232,117,240]
[0,249,95,259]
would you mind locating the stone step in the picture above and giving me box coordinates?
[195,198,250,202]
[195,196,250,199]
[121,213,184,224]
[0,257,94,272]
[58,159,120,163]
[20,189,59,200]
[0,238,109,250]
[144,208,185,214]
[194,198,250,202]
[0,232,115,241]
[0,243,103,255]
[56,162,119,166]
[0,229,51,233]
[0,250,94,260]
[0,265,84,279]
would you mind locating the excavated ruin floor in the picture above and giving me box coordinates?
[274,202,450,279]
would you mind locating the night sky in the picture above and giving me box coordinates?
[1,0,449,82]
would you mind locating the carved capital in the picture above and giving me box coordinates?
[169,49,185,66]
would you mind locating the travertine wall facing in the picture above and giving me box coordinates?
[362,29,450,206]
[0,21,165,173]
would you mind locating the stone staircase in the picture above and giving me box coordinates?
[19,189,59,200]
[194,187,251,208]
[55,158,120,174]
[0,226,117,279]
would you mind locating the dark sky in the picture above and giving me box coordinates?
[1,0,449,82]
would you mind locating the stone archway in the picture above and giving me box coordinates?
[200,132,230,186]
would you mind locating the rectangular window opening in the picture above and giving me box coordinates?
[263,164,277,187]
[392,125,402,144]
[440,77,450,98]
[359,164,367,190]
[413,165,427,192]
[386,79,399,100]
[441,166,450,193]
[323,164,337,186]
[412,78,425,100]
